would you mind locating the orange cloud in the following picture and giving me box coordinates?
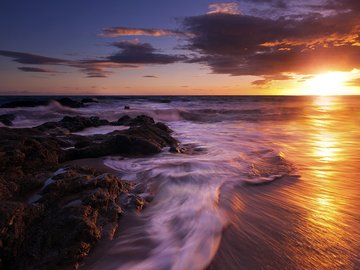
[207,3,240,15]
[100,27,185,37]
[260,28,360,50]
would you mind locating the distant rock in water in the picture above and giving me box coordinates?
[124,105,130,110]
[0,113,15,126]
[0,99,49,108]
[116,115,132,125]
[115,114,155,126]
[81,97,99,103]
[56,97,84,108]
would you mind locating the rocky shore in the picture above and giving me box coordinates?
[0,114,179,269]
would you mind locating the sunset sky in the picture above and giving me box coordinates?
[1,0,360,95]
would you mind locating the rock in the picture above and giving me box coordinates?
[0,114,176,269]
[0,127,62,200]
[0,201,44,269]
[0,100,48,108]
[116,115,131,125]
[170,143,207,155]
[0,113,16,126]
[115,114,155,126]
[63,121,178,161]
[56,97,84,108]
[37,116,110,134]
[124,105,130,110]
[156,122,173,133]
[0,167,145,269]
[130,115,155,126]
[81,98,98,103]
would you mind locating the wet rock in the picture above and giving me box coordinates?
[64,121,178,160]
[0,113,15,126]
[37,116,109,134]
[0,114,177,268]
[156,122,173,133]
[124,105,130,110]
[56,97,84,108]
[0,128,62,200]
[0,100,48,108]
[0,201,44,269]
[120,193,146,211]
[115,114,155,126]
[170,143,207,155]
[0,167,145,269]
[130,115,155,126]
[116,115,132,125]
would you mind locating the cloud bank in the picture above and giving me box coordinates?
[183,0,360,83]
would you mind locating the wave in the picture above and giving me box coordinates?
[97,143,297,269]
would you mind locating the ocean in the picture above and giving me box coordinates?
[1,95,359,269]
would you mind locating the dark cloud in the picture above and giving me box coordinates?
[17,66,54,73]
[237,0,359,17]
[0,41,183,77]
[251,74,291,86]
[182,0,360,82]
[0,50,67,65]
[143,75,158,78]
[108,40,185,64]
[72,60,140,78]
[100,27,185,37]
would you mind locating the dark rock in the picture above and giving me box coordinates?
[0,113,16,126]
[130,115,155,126]
[124,105,130,110]
[0,201,44,269]
[0,114,176,269]
[116,115,131,125]
[170,143,207,155]
[0,100,48,108]
[156,122,173,133]
[56,97,84,108]
[81,98,98,103]
[37,116,109,134]
[115,115,161,127]
[63,122,178,161]
[1,167,145,269]
[0,128,62,200]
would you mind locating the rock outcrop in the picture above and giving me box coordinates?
[1,167,147,270]
[0,113,15,126]
[0,114,176,269]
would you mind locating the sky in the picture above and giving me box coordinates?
[0,0,360,95]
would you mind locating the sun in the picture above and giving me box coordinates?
[303,72,349,96]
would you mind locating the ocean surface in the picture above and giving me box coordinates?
[1,95,360,269]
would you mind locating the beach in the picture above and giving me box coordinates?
[0,95,359,269]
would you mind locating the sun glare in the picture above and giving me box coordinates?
[303,72,349,96]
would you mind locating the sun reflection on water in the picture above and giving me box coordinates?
[292,96,357,269]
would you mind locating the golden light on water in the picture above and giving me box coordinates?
[295,96,357,269]
[313,132,341,162]
[279,95,359,269]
